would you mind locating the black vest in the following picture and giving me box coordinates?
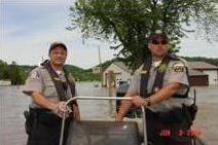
[140,54,190,99]
[41,60,76,105]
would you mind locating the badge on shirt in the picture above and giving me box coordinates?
[173,63,185,73]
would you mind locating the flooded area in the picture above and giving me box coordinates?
[0,83,218,145]
[0,82,111,145]
[191,86,218,145]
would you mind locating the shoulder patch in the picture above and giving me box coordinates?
[30,70,40,79]
[172,63,186,73]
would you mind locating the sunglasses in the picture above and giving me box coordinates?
[151,39,168,45]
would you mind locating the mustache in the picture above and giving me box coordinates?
[53,57,66,60]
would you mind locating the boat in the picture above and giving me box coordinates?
[59,96,206,145]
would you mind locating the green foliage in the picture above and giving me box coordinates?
[0,60,10,79]
[19,64,100,82]
[1,56,217,84]
[70,0,218,69]
[0,60,100,83]
[0,60,27,85]
[65,65,101,81]
[20,64,101,82]
[8,61,27,85]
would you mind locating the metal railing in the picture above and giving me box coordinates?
[59,96,147,145]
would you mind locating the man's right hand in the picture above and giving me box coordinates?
[115,114,124,122]
[132,95,147,107]
[31,92,69,118]
[115,98,133,122]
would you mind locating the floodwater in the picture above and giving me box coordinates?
[0,83,218,145]
[0,82,113,145]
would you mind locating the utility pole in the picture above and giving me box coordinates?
[98,46,103,87]
[108,70,116,117]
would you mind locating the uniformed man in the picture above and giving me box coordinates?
[23,42,80,145]
[116,33,195,145]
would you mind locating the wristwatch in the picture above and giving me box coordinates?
[144,98,151,107]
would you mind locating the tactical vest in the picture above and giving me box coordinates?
[41,60,77,105]
[140,54,190,99]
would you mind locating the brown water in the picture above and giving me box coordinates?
[0,83,218,145]
[0,82,112,145]
[191,86,218,145]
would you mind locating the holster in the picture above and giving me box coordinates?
[182,103,198,124]
[155,103,198,126]
[156,107,185,124]
[23,109,36,135]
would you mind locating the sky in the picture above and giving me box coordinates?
[1,0,218,69]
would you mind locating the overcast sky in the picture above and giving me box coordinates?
[1,0,218,69]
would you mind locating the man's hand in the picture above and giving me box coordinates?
[132,95,146,107]
[52,101,69,118]
[115,114,124,122]
[115,98,132,122]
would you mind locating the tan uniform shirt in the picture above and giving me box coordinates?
[23,66,76,108]
[127,58,193,112]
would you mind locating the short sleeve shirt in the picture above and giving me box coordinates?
[23,67,45,95]
[127,58,193,112]
[23,66,76,108]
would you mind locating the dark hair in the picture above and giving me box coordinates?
[49,42,67,54]
[148,33,169,43]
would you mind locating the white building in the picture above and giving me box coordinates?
[103,62,132,87]
[0,80,11,86]
[102,61,218,87]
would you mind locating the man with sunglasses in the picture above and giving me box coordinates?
[116,33,194,145]
[23,42,80,145]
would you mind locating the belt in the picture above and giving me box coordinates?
[146,107,185,124]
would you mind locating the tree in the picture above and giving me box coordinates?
[9,61,26,85]
[69,0,218,69]
[0,60,10,79]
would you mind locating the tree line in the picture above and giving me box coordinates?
[1,56,217,85]
[0,60,27,85]
[0,59,100,85]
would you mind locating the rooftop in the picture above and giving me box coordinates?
[188,61,218,70]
